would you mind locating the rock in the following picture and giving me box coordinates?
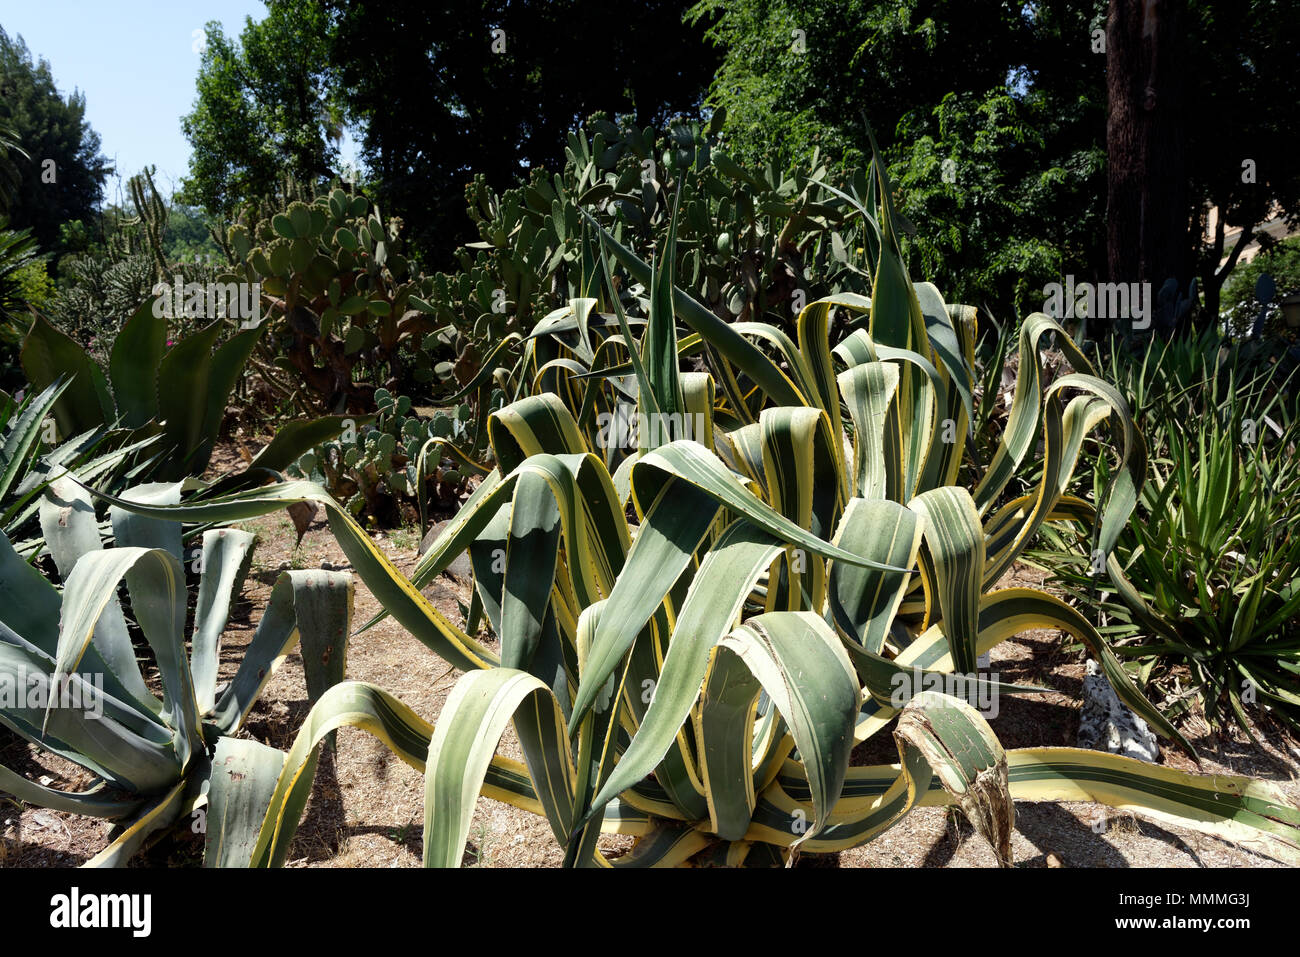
[417,520,474,582]
[1078,659,1159,762]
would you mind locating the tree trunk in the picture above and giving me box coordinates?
[1106,0,1189,333]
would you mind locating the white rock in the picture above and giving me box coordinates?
[1078,659,1159,762]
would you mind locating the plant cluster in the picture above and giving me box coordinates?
[1037,332,1300,734]
[286,388,481,526]
[85,146,1300,867]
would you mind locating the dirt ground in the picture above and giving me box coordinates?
[3,498,1298,869]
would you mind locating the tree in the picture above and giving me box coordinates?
[301,0,719,263]
[1104,0,1189,324]
[1182,0,1300,323]
[891,86,1106,318]
[696,0,1300,331]
[0,28,112,253]
[179,6,340,215]
[689,0,1038,168]
[693,0,1109,316]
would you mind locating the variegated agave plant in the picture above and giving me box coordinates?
[109,153,1300,867]
[0,475,352,866]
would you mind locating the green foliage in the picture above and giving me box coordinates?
[226,188,442,413]
[891,90,1105,318]
[0,475,353,866]
[1221,237,1300,341]
[0,379,155,550]
[692,0,1109,315]
[0,218,44,391]
[19,297,342,482]
[0,28,112,253]
[312,0,720,261]
[688,0,1048,169]
[1036,335,1300,734]
[421,113,876,424]
[0,117,28,212]
[180,10,339,215]
[11,257,52,309]
[124,148,1300,867]
[164,203,223,264]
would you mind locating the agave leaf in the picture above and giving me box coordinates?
[208,569,353,734]
[189,529,257,713]
[203,736,286,868]
[108,300,166,429]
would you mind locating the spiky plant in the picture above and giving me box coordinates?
[109,146,1300,867]
[0,473,353,866]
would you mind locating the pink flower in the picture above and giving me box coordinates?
[166,339,175,347]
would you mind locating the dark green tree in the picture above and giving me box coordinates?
[691,0,1108,314]
[696,0,1300,329]
[0,28,112,253]
[1180,0,1300,323]
[284,0,719,263]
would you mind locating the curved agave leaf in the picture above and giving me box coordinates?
[207,568,353,734]
[0,377,69,502]
[1005,747,1300,864]
[0,762,141,818]
[747,689,1008,857]
[203,736,286,868]
[54,547,202,771]
[83,777,190,868]
[191,529,257,714]
[251,681,436,867]
[82,478,499,674]
[581,212,805,408]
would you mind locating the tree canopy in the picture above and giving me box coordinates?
[180,0,720,265]
[0,27,112,253]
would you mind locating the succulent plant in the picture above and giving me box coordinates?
[288,387,490,527]
[225,189,444,414]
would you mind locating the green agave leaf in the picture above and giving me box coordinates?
[424,669,574,867]
[108,300,166,429]
[894,690,1014,867]
[203,736,286,868]
[53,547,202,770]
[20,314,114,437]
[208,568,353,734]
[0,378,69,503]
[190,528,257,714]
[251,681,434,867]
[80,478,498,674]
[83,777,190,868]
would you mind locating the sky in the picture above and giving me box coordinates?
[0,1,358,204]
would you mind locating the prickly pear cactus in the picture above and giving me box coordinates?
[227,188,446,413]
[417,112,876,411]
[287,387,484,527]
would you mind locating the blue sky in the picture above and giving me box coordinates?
[1,1,359,203]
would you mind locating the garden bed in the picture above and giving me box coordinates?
[4,501,1297,869]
